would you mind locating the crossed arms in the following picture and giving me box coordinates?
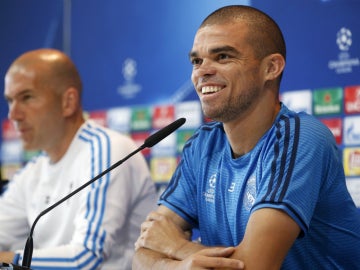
[133,205,300,270]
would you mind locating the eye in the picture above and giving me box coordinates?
[218,53,231,61]
[190,57,202,66]
[20,93,34,103]
[5,97,13,106]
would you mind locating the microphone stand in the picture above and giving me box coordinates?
[21,144,145,267]
[20,117,186,269]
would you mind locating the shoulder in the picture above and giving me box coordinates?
[186,121,224,142]
[272,106,338,163]
[76,121,148,170]
[277,105,335,144]
[183,121,226,154]
[10,152,46,181]
[78,120,137,149]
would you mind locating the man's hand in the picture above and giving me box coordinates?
[135,211,191,259]
[171,247,244,270]
[0,251,15,264]
[133,206,245,270]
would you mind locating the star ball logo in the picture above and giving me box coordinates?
[117,58,142,99]
[336,27,352,51]
[328,27,359,74]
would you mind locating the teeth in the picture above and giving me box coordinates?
[201,86,222,94]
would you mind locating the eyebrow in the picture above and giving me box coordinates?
[189,45,239,58]
[4,89,32,101]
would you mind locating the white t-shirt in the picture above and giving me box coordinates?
[0,120,157,269]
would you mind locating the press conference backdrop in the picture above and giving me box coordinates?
[0,0,359,209]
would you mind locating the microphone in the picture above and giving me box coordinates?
[17,117,186,269]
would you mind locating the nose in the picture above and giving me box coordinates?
[194,59,217,77]
[191,59,217,87]
[8,100,24,122]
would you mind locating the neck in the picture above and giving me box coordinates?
[47,115,85,163]
[224,102,280,158]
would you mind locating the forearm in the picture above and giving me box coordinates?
[133,246,245,270]
[170,238,204,260]
[133,239,207,270]
[133,247,179,270]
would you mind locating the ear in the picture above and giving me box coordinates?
[263,53,285,81]
[62,87,79,117]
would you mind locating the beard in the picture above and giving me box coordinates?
[202,85,261,123]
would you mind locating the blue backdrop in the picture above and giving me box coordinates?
[0,0,359,124]
[0,1,359,207]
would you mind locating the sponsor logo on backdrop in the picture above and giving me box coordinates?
[313,87,343,115]
[2,119,19,140]
[177,130,195,153]
[344,85,360,114]
[343,116,360,145]
[280,89,312,114]
[1,119,40,180]
[346,178,360,207]
[106,107,132,133]
[89,110,107,127]
[131,132,151,157]
[150,157,177,182]
[152,105,175,129]
[131,107,152,131]
[0,140,23,163]
[117,58,142,99]
[320,118,342,144]
[343,148,360,176]
[175,101,202,129]
[151,132,177,157]
[1,163,21,181]
[328,27,360,74]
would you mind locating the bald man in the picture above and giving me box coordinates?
[0,49,157,269]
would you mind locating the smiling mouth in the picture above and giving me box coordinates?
[201,86,222,94]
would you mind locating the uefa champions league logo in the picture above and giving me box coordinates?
[209,173,217,188]
[336,27,352,51]
[123,58,137,81]
[117,58,142,99]
[328,27,359,74]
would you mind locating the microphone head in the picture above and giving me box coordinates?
[143,118,186,148]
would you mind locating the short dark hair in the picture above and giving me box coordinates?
[200,5,286,61]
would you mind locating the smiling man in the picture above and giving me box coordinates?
[133,5,360,270]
